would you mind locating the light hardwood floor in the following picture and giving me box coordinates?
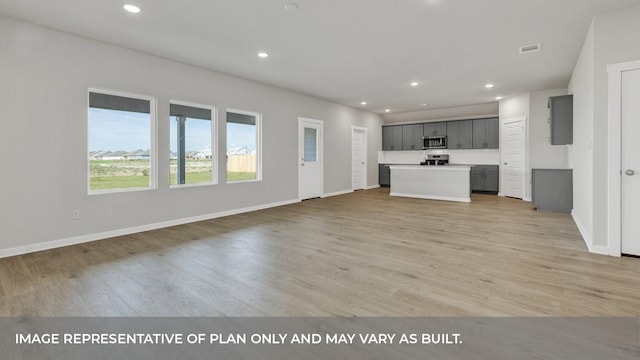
[1,188,639,316]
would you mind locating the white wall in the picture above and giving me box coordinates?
[379,149,500,166]
[568,22,595,248]
[0,16,383,255]
[382,103,499,125]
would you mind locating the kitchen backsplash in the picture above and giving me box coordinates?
[379,149,500,165]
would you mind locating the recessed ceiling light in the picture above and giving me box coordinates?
[385,109,391,113]
[485,83,494,89]
[284,2,299,11]
[360,101,367,105]
[410,82,419,87]
[420,103,429,107]
[123,4,141,13]
[258,52,269,58]
[495,96,503,100]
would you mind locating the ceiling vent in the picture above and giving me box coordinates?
[519,44,541,54]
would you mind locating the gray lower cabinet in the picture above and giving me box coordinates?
[472,117,499,149]
[447,120,473,149]
[532,169,573,213]
[402,124,424,150]
[379,164,391,186]
[382,126,403,151]
[423,122,447,137]
[471,165,499,193]
[549,95,573,145]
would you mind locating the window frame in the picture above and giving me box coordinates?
[226,108,262,184]
[169,100,218,189]
[87,88,157,195]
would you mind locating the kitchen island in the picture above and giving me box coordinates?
[389,165,472,203]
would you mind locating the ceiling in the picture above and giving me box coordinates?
[2,0,640,114]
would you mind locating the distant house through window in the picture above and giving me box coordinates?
[169,101,216,186]
[226,110,260,182]
[88,89,155,193]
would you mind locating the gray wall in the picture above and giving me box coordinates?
[382,103,499,124]
[591,5,640,249]
[568,22,595,247]
[569,5,640,250]
[529,89,569,170]
[0,15,383,254]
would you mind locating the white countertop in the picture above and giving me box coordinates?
[388,165,471,171]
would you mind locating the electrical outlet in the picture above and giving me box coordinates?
[72,210,80,220]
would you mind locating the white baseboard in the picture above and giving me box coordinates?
[571,210,609,255]
[390,192,471,203]
[523,197,532,202]
[0,199,301,259]
[365,185,381,190]
[591,244,611,256]
[321,189,354,198]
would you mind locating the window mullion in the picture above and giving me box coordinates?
[177,116,187,185]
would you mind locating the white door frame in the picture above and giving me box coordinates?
[607,60,640,256]
[500,117,526,199]
[298,117,324,200]
[351,126,368,191]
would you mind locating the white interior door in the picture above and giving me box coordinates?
[298,118,323,200]
[621,69,640,256]
[352,127,367,190]
[501,118,525,199]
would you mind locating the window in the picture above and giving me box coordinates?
[304,127,318,162]
[88,90,155,192]
[169,102,216,186]
[226,110,260,182]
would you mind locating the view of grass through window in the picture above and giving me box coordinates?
[227,111,258,181]
[169,103,214,186]
[88,92,152,191]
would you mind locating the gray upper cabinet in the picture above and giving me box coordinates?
[402,124,424,150]
[549,95,573,145]
[382,118,497,151]
[392,126,404,150]
[486,118,499,149]
[472,117,499,149]
[423,122,447,137]
[382,126,403,151]
[382,127,393,150]
[447,120,473,149]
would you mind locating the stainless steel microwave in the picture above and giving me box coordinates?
[423,136,447,149]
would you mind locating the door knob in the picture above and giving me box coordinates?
[301,163,305,167]
[361,162,365,165]
[503,162,508,165]
[626,169,635,176]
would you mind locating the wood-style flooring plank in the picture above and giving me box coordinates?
[0,188,639,316]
